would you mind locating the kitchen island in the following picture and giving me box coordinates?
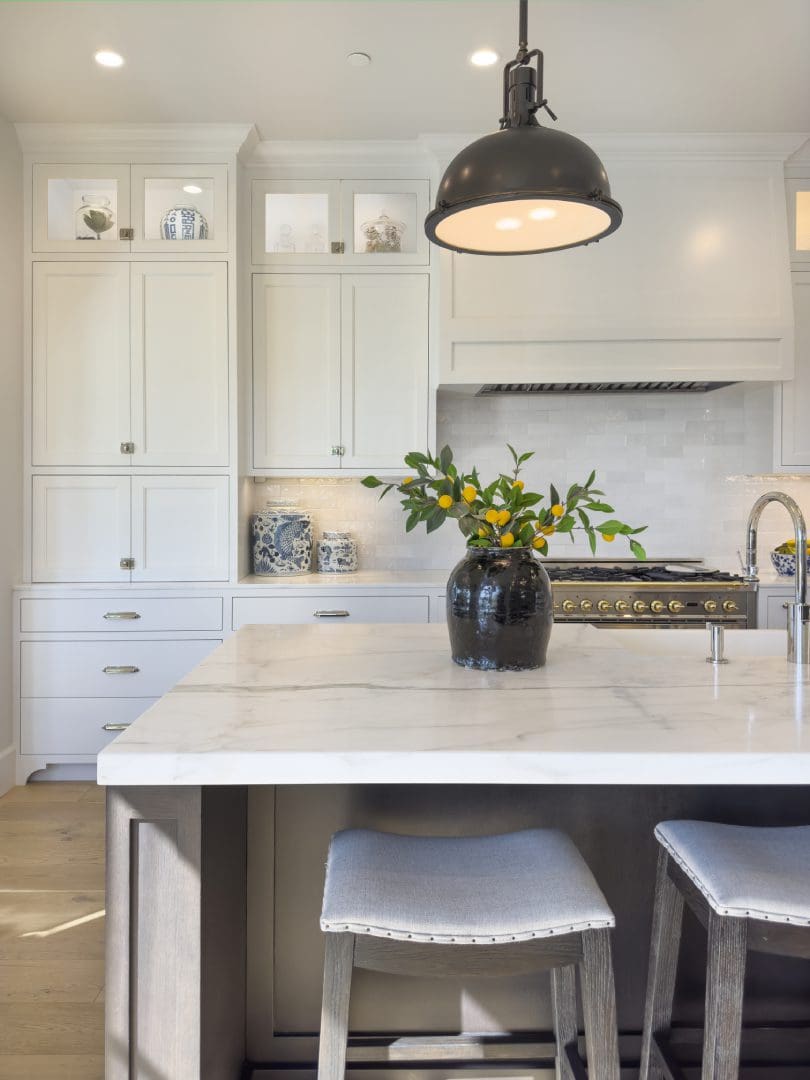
[98,623,810,1080]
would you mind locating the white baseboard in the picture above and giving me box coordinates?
[0,744,15,798]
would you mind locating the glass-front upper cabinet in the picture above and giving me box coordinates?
[251,178,430,265]
[787,179,810,266]
[33,163,229,252]
[34,164,132,252]
[130,164,228,252]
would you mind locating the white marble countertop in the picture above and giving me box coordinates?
[97,623,810,787]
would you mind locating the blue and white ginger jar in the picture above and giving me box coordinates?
[160,205,209,240]
[317,531,358,574]
[252,504,312,576]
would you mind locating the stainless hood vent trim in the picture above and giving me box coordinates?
[476,381,737,396]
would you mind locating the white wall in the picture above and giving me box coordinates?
[0,117,22,794]
[249,383,810,574]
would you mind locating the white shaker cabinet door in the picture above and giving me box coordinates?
[341,274,429,470]
[252,274,341,469]
[131,262,229,467]
[131,476,229,582]
[777,273,810,471]
[32,262,130,466]
[32,475,131,583]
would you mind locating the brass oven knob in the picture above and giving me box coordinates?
[562,599,576,613]
[580,599,593,612]
[615,599,629,612]
[723,599,738,613]
[668,599,685,614]
[597,599,611,612]
[704,599,718,613]
[650,600,665,614]
[632,600,647,613]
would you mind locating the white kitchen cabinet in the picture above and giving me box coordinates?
[33,261,229,468]
[31,475,131,583]
[251,178,429,266]
[131,476,230,582]
[130,263,229,466]
[32,475,229,583]
[775,273,810,470]
[757,585,794,628]
[252,273,429,471]
[20,698,158,756]
[19,596,223,633]
[232,594,429,629]
[33,162,228,253]
[252,274,341,469]
[340,274,429,469]
[32,262,131,466]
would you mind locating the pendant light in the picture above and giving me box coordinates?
[424,0,622,255]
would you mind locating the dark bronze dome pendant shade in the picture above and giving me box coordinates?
[424,0,622,255]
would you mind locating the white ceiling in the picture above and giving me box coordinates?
[0,0,808,140]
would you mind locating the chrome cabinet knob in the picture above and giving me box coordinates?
[650,599,665,614]
[561,599,576,613]
[668,600,685,613]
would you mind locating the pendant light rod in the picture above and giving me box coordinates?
[518,0,528,56]
[500,0,557,129]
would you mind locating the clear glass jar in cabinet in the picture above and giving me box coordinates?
[130,164,228,252]
[251,179,341,265]
[33,164,131,252]
[340,179,430,265]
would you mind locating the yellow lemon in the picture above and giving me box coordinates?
[532,536,547,549]
[462,484,477,503]
[477,527,488,538]
[402,477,414,485]
[485,508,500,524]
[497,509,511,526]
[512,480,524,491]
[500,532,515,547]
[602,533,616,542]
[550,503,564,517]
[437,494,453,510]
[542,525,556,536]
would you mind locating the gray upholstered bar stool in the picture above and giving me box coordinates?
[640,821,810,1080]
[317,828,620,1080]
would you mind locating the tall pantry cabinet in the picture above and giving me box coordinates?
[14,126,247,782]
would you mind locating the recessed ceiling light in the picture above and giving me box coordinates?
[470,48,499,67]
[94,49,124,68]
[183,184,203,195]
[529,207,557,221]
[346,52,371,67]
[495,217,522,231]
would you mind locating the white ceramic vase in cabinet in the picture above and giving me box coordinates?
[130,263,229,466]
[252,272,429,472]
[32,261,229,468]
[32,262,131,467]
[31,475,229,582]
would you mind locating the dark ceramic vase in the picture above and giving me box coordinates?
[446,547,553,671]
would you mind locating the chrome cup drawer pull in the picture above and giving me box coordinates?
[103,611,141,621]
[313,610,350,618]
[103,722,132,732]
[102,665,140,675]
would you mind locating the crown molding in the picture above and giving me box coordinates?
[244,138,434,170]
[14,122,256,156]
[420,131,810,167]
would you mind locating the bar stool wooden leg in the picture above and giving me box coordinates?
[551,964,578,1080]
[702,913,747,1080]
[317,932,356,1080]
[580,929,620,1080]
[639,850,685,1080]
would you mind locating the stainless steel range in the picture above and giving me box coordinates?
[545,558,757,628]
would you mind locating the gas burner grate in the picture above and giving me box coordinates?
[545,566,746,584]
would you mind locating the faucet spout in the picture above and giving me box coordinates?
[745,491,809,663]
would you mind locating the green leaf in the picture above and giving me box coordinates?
[587,528,597,555]
[518,451,534,463]
[438,445,453,474]
[506,443,518,463]
[586,469,596,488]
[577,508,591,528]
[426,508,447,534]
[378,484,394,500]
[361,476,382,488]
[550,483,560,507]
[405,511,420,532]
[520,492,542,508]
[630,539,647,560]
[585,502,614,513]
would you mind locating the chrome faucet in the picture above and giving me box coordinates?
[744,491,809,664]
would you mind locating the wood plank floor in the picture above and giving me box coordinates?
[0,782,104,1079]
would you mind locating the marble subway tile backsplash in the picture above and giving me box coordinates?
[250,384,810,572]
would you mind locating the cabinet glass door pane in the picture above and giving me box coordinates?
[797,191,810,251]
[353,192,418,255]
[131,164,228,251]
[33,165,131,251]
[265,193,329,255]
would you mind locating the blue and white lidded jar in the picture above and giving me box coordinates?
[251,502,313,576]
[160,205,209,240]
[316,531,358,574]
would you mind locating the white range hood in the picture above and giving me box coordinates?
[430,134,807,389]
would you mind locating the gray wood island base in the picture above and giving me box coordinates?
[98,624,810,1080]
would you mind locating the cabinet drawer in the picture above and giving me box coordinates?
[21,639,221,697]
[20,596,223,633]
[21,698,157,756]
[232,594,429,630]
[765,594,791,629]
